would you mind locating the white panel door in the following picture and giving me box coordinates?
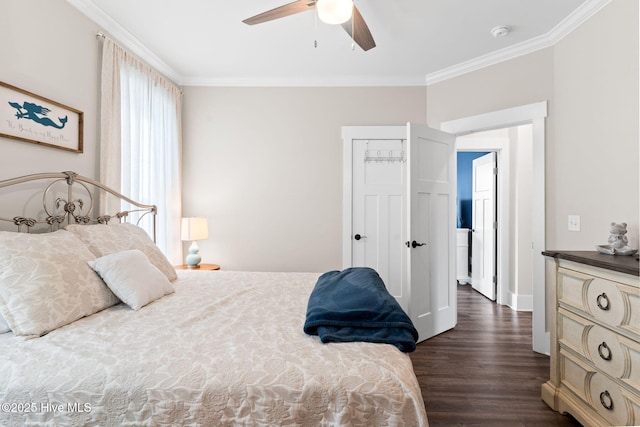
[344,124,456,342]
[407,123,457,342]
[352,138,408,310]
[471,152,497,300]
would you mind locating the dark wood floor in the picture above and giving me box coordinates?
[410,284,582,427]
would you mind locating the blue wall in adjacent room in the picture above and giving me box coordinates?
[457,152,489,229]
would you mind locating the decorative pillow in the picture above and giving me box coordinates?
[0,313,9,333]
[0,230,120,337]
[66,223,178,282]
[88,249,175,311]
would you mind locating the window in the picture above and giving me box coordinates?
[100,38,182,263]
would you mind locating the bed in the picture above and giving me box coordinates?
[0,172,428,426]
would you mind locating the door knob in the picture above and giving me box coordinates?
[354,234,366,240]
[405,240,426,248]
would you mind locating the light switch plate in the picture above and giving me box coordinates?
[568,215,581,232]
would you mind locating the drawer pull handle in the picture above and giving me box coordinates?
[597,342,612,361]
[599,390,614,411]
[596,293,610,311]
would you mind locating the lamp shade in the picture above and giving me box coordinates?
[316,0,353,25]
[181,217,209,241]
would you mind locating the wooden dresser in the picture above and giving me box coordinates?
[542,251,640,426]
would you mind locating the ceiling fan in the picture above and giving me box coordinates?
[242,0,376,51]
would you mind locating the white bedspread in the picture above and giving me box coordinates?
[0,270,428,426]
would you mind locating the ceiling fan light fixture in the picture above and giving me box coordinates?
[317,0,353,25]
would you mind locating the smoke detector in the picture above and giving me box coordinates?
[491,25,511,38]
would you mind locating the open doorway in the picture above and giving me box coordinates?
[441,101,548,355]
[456,126,533,309]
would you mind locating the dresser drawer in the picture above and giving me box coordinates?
[558,267,639,336]
[588,373,640,427]
[560,350,640,426]
[559,309,640,389]
[559,310,625,378]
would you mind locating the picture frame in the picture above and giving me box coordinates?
[0,81,83,153]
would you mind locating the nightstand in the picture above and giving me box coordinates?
[175,263,220,271]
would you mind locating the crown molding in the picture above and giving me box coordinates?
[66,0,182,85]
[181,75,427,87]
[425,0,612,86]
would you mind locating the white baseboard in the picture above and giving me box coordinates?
[507,291,533,312]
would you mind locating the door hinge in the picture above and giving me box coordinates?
[493,167,498,175]
[493,221,498,229]
[493,276,497,284]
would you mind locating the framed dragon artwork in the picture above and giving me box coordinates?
[0,81,83,153]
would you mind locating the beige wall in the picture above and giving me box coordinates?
[0,0,101,180]
[426,48,556,131]
[427,0,639,252]
[182,87,427,271]
[552,0,639,250]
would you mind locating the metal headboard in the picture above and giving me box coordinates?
[0,171,157,241]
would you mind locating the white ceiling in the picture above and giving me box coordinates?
[68,0,609,86]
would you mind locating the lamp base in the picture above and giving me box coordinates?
[185,241,202,268]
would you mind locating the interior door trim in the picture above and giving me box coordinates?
[441,101,549,355]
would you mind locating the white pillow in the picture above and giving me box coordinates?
[88,249,175,311]
[66,223,178,282]
[0,313,9,333]
[0,230,120,337]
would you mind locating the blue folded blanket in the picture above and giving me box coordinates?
[303,267,418,352]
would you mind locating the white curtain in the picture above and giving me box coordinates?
[100,37,182,264]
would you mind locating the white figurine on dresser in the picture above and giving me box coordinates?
[542,251,640,426]
[597,222,638,256]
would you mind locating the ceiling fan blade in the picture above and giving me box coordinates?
[341,5,376,51]
[243,0,316,25]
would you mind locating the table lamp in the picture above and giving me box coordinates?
[181,217,209,268]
